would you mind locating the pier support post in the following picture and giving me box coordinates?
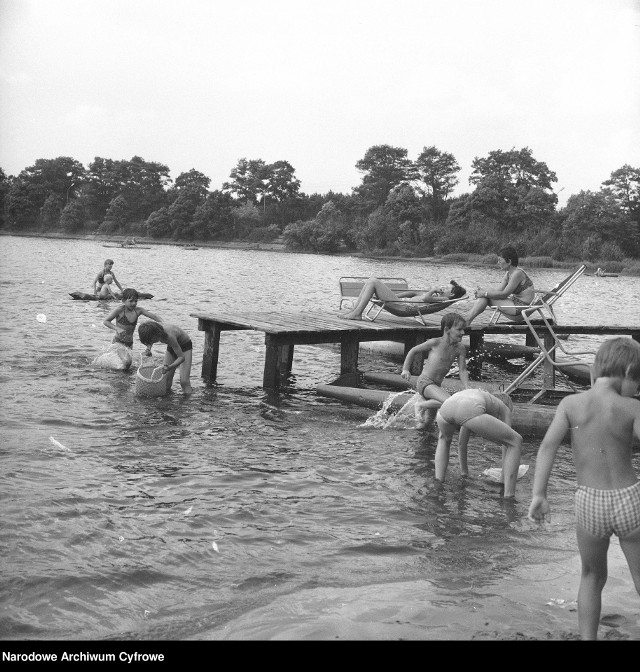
[467,332,484,380]
[340,334,360,377]
[200,320,221,382]
[542,331,555,389]
[263,336,294,388]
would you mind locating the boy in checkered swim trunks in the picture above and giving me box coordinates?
[528,338,640,640]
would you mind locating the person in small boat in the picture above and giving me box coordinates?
[138,320,194,394]
[93,259,123,296]
[528,337,640,640]
[401,312,469,429]
[465,246,535,326]
[103,288,162,350]
[97,274,120,300]
[338,278,466,320]
[435,389,522,498]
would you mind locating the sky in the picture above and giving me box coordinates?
[1,0,639,205]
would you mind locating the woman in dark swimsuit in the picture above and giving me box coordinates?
[465,246,536,326]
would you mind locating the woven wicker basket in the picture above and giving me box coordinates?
[135,362,168,397]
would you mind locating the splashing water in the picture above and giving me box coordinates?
[361,390,419,429]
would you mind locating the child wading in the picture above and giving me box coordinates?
[401,312,468,428]
[528,338,640,640]
[138,321,194,394]
[102,288,162,350]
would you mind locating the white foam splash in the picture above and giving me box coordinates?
[361,390,418,430]
[49,436,69,451]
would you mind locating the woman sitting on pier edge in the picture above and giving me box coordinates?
[465,246,536,327]
[338,278,466,320]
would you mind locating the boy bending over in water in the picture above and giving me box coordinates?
[401,312,468,429]
[528,338,640,640]
[435,389,522,497]
[138,321,194,395]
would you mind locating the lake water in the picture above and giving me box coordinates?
[1,234,639,642]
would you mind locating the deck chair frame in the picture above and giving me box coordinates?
[363,295,469,326]
[488,264,587,325]
[503,299,596,396]
[339,276,408,311]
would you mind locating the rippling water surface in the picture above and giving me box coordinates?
[1,235,639,641]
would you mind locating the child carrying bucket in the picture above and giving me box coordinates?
[138,321,193,395]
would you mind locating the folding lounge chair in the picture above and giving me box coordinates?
[339,276,408,311]
[363,294,469,326]
[488,264,587,325]
[503,292,596,396]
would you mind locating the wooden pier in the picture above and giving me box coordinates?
[191,309,640,390]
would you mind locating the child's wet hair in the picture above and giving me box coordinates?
[103,274,113,282]
[138,320,166,346]
[449,280,466,299]
[121,288,138,301]
[592,337,640,380]
[441,312,466,331]
[491,391,514,412]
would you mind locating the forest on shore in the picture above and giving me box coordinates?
[1,145,639,274]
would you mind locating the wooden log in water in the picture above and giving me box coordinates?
[316,382,557,438]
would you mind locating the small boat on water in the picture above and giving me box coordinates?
[69,291,154,301]
[102,244,152,249]
[182,244,199,250]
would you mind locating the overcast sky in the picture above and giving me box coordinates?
[1,0,638,205]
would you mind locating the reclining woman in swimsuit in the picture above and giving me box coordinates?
[338,278,466,320]
[465,246,535,326]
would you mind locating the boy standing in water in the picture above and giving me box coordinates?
[528,338,640,640]
[138,321,194,394]
[401,312,469,428]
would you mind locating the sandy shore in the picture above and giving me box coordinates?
[191,538,639,640]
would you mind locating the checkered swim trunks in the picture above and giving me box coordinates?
[575,480,640,539]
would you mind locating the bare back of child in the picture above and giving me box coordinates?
[528,338,640,640]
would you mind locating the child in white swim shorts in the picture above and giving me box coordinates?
[528,337,640,640]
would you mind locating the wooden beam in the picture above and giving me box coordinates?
[201,322,221,382]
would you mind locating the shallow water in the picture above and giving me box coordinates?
[1,235,639,641]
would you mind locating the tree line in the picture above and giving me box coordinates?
[0,146,638,264]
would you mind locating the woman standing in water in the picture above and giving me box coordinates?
[465,246,536,326]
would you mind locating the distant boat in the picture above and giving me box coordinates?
[102,243,152,249]
[182,244,199,250]
[592,268,619,277]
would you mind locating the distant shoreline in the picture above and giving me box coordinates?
[2,229,628,274]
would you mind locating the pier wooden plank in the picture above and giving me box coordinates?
[191,309,640,389]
